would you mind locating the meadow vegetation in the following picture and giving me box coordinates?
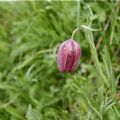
[0,1,120,120]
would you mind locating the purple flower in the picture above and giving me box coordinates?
[57,39,81,72]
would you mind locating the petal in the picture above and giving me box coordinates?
[57,40,69,72]
[71,40,81,71]
[65,40,75,72]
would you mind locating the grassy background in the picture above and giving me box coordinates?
[0,1,120,120]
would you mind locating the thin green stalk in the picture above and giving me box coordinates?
[84,28,109,88]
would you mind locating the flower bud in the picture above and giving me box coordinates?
[57,39,81,72]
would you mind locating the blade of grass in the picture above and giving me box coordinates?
[101,46,116,95]
[84,27,109,88]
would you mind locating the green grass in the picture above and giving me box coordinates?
[0,1,120,120]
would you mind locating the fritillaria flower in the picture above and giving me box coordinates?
[57,39,81,72]
[57,25,100,73]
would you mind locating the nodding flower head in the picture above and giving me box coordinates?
[57,39,81,72]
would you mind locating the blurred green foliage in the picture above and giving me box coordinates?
[0,1,120,120]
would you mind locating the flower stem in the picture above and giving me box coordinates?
[71,25,101,40]
[71,28,80,39]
